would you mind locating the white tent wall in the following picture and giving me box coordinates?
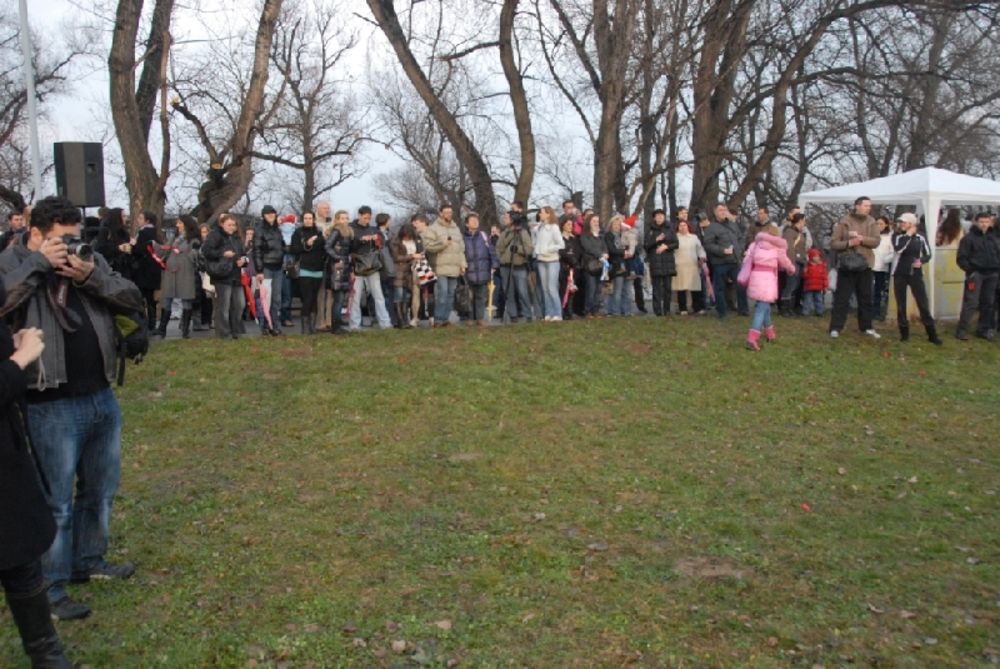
[798,168,1000,321]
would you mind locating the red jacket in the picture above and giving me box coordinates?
[803,250,829,292]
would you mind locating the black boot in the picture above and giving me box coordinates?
[156,309,169,337]
[180,309,192,339]
[899,324,910,342]
[394,303,406,329]
[927,323,943,346]
[5,589,73,669]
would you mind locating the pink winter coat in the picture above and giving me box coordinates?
[738,232,796,303]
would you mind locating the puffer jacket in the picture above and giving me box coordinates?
[802,249,829,293]
[423,219,466,277]
[463,229,498,285]
[253,220,286,271]
[644,221,678,277]
[325,228,353,291]
[957,225,1000,273]
[739,232,796,303]
[872,233,895,272]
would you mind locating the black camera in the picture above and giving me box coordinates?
[62,235,93,261]
[509,210,529,230]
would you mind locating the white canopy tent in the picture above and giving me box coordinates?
[798,167,1000,319]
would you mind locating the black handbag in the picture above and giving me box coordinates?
[837,250,868,273]
[586,258,604,276]
[353,250,383,276]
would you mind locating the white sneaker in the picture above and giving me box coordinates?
[830,330,839,338]
[551,315,562,321]
[864,329,881,339]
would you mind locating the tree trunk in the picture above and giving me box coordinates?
[499,0,535,205]
[367,0,499,228]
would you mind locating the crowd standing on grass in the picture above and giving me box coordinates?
[0,193,999,668]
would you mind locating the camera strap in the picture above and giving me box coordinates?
[46,276,81,333]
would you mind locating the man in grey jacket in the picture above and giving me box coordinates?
[0,196,144,621]
[702,203,748,318]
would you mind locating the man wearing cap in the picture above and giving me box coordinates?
[253,205,286,335]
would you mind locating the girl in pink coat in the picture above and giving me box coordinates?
[738,227,797,350]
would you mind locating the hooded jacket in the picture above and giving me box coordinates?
[802,248,829,293]
[739,231,796,303]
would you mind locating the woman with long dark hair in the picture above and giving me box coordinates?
[132,211,166,330]
[94,207,133,279]
[158,215,201,338]
[0,286,74,667]
[290,211,326,334]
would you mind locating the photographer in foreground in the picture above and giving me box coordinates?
[0,306,73,667]
[0,195,144,621]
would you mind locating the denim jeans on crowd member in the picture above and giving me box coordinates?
[712,263,749,318]
[607,275,629,316]
[382,276,398,326]
[537,260,561,318]
[331,290,347,328]
[434,276,459,324]
[500,266,532,321]
[781,265,803,312]
[584,271,602,315]
[349,273,392,329]
[463,283,489,321]
[829,267,874,333]
[213,282,245,338]
[262,267,285,330]
[803,291,825,316]
[750,300,774,331]
[27,388,122,604]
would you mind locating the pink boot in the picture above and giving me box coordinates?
[764,325,777,343]
[746,329,761,351]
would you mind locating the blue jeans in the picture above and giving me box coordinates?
[607,275,629,315]
[262,267,285,329]
[500,266,532,320]
[434,276,458,323]
[584,272,602,315]
[750,300,773,331]
[803,291,824,316]
[711,263,747,318]
[27,388,123,603]
[349,273,392,328]
[537,261,561,317]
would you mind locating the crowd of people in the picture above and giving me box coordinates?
[0,192,998,667]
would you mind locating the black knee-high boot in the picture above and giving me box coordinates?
[156,309,169,337]
[5,589,73,669]
[180,309,192,339]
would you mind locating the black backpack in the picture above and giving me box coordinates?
[114,310,149,386]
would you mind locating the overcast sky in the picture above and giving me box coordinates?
[22,0,389,214]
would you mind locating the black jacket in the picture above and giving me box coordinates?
[891,232,931,277]
[702,219,744,266]
[644,221,678,277]
[253,221,286,271]
[290,226,327,273]
[202,226,245,285]
[348,221,379,256]
[0,286,57,570]
[559,234,581,271]
[579,233,608,272]
[131,225,163,290]
[957,226,1000,273]
[325,229,353,291]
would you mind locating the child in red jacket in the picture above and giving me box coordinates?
[802,248,829,316]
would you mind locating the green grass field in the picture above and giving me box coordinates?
[2,316,998,668]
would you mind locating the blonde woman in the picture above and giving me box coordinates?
[324,210,354,334]
[534,206,565,321]
[604,215,629,316]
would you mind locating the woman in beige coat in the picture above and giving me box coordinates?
[673,220,706,314]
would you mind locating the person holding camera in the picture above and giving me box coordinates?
[891,213,942,345]
[202,213,250,340]
[0,196,145,622]
[0,300,74,667]
[423,204,467,327]
[496,210,535,323]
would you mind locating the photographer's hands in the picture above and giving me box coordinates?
[39,237,68,268]
[57,255,95,284]
[10,327,44,370]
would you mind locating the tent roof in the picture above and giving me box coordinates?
[799,167,1000,205]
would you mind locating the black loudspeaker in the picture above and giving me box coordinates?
[53,142,105,208]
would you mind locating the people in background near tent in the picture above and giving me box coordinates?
[871,215,895,322]
[801,248,829,317]
[891,213,942,345]
[828,196,881,340]
[955,212,1000,341]
[779,212,809,317]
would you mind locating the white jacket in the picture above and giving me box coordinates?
[534,223,565,262]
[872,234,895,272]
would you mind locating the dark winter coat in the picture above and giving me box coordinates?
[644,221,678,277]
[131,225,164,290]
[891,232,932,277]
[957,225,1000,273]
[463,229,499,285]
[0,308,56,570]
[253,221,286,272]
[94,225,133,279]
[325,228,353,291]
[202,226,246,286]
[559,234,582,271]
[290,226,327,273]
[702,219,745,266]
[579,233,608,274]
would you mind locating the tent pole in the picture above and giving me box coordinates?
[926,197,940,319]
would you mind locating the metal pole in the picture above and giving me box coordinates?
[18,0,44,202]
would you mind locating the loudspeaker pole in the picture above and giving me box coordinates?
[18,0,43,203]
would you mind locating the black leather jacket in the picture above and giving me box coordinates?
[253,221,286,271]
